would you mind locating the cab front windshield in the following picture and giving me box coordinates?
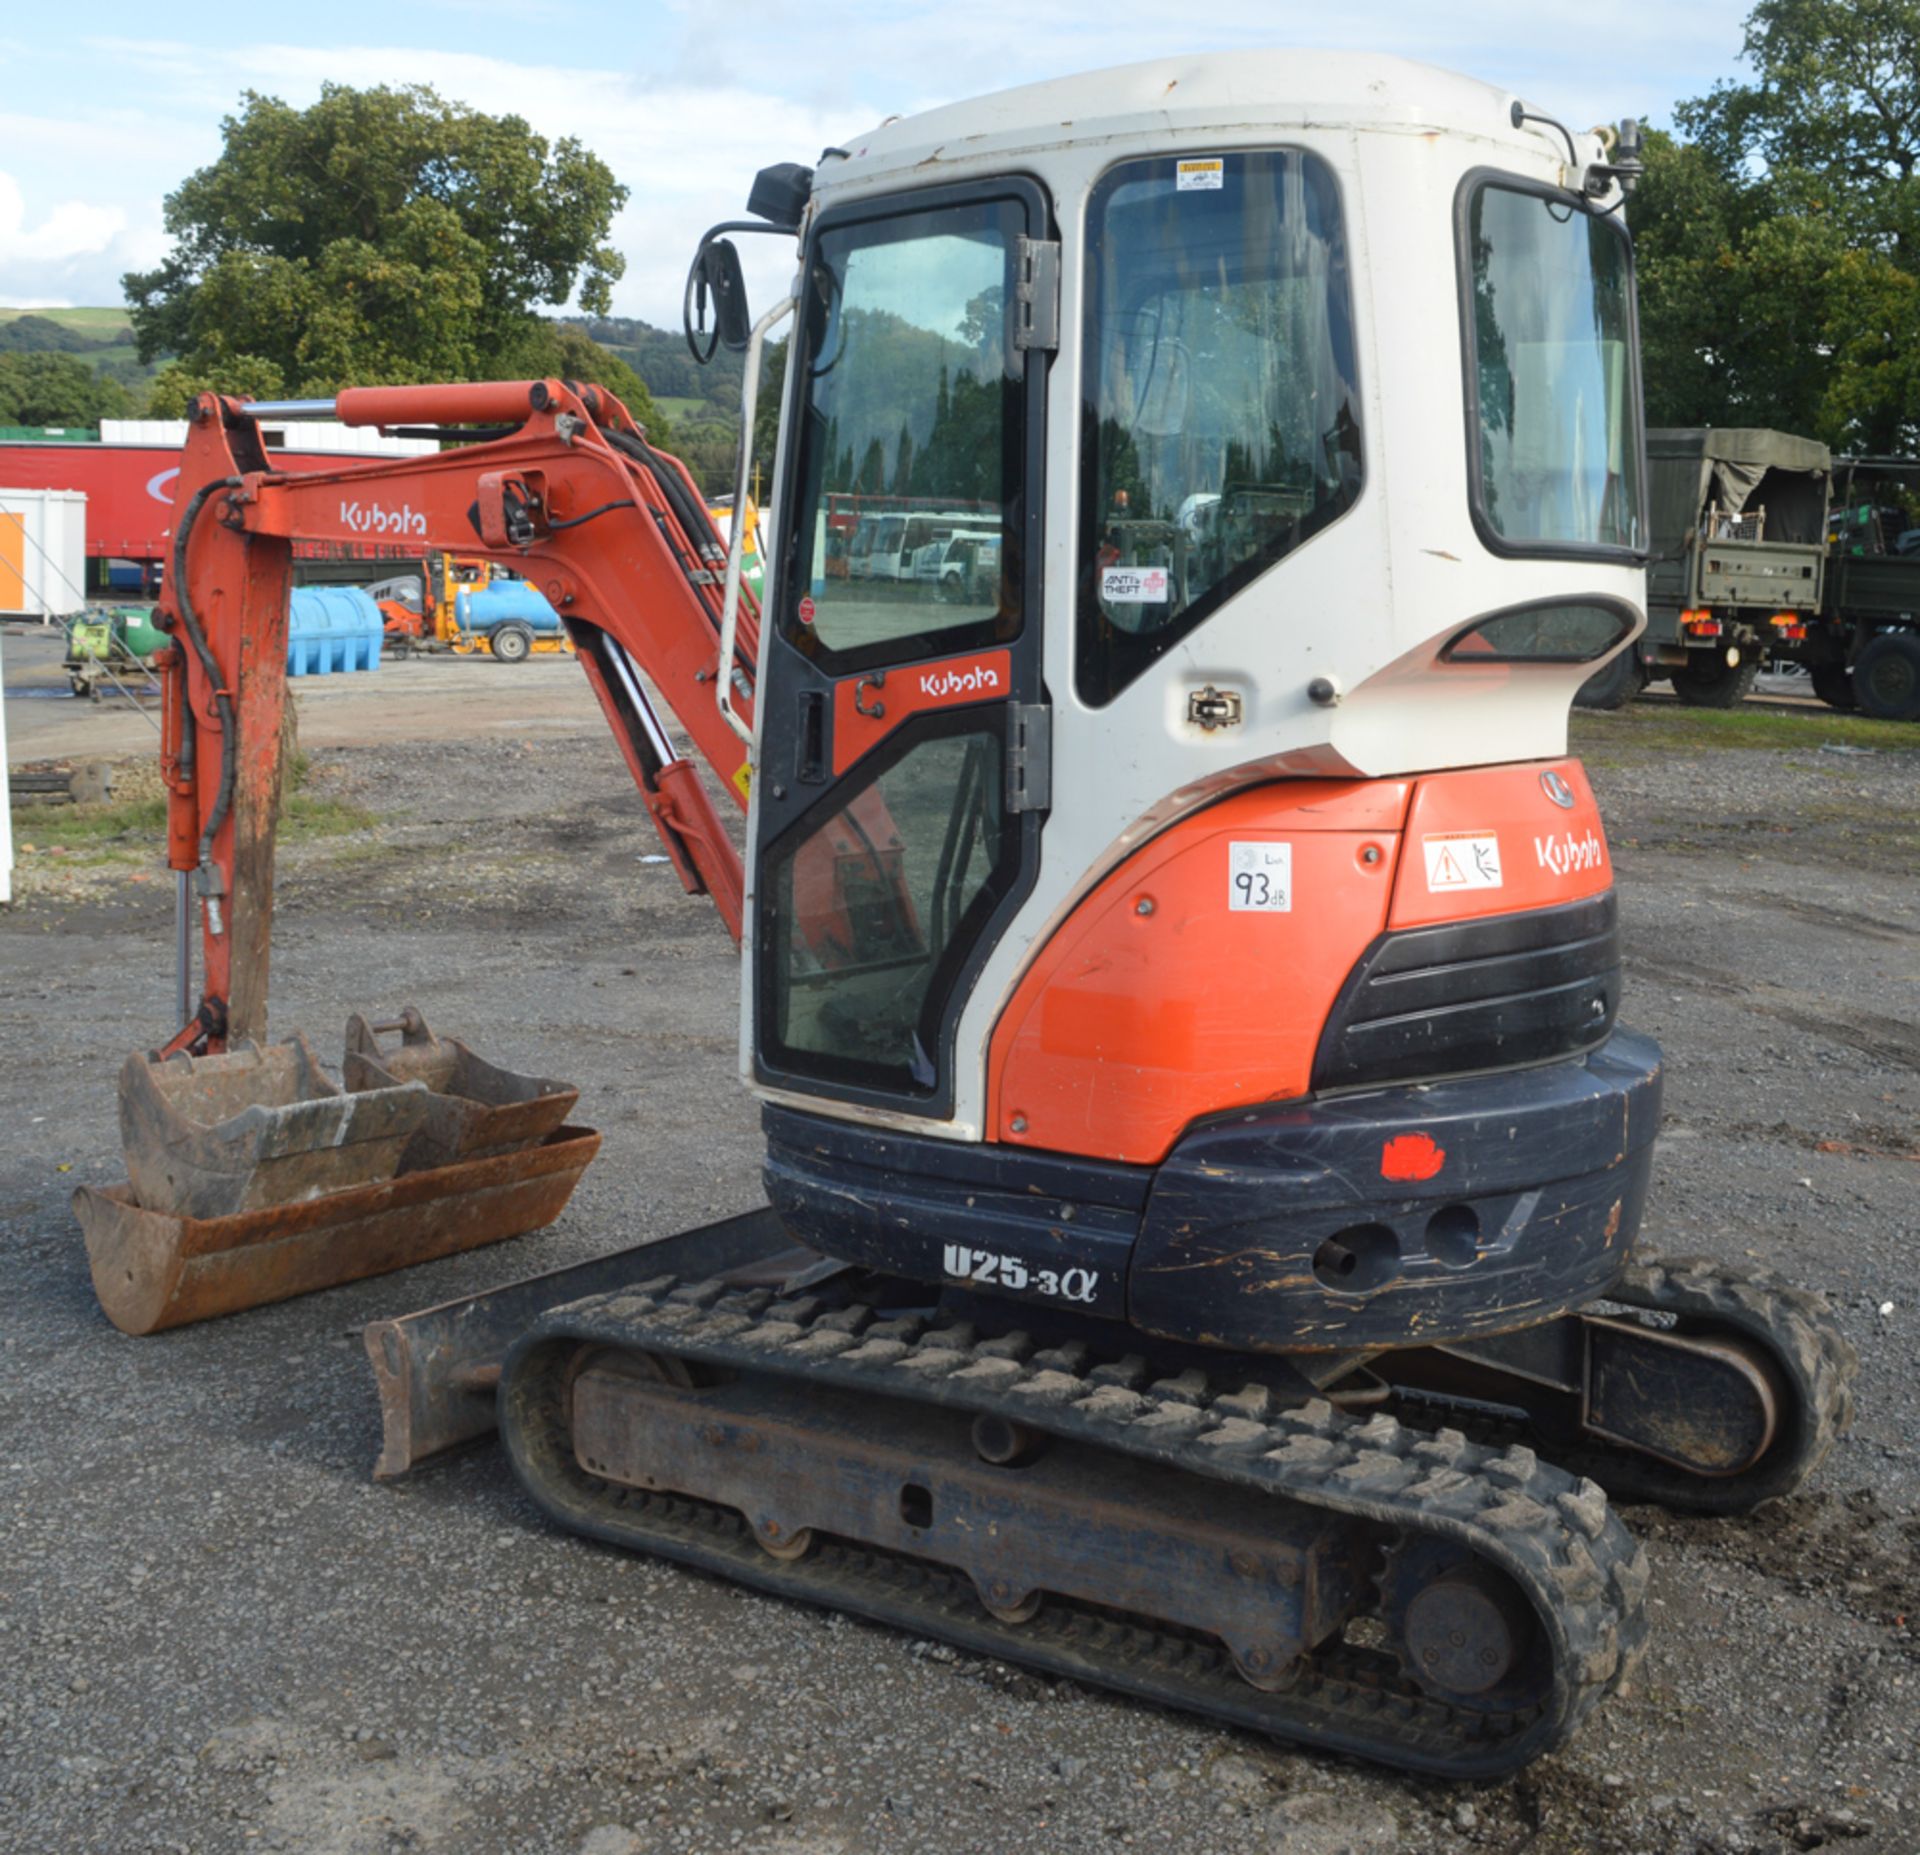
[1466,183,1642,553]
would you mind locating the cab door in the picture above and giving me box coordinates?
[751,178,1053,1120]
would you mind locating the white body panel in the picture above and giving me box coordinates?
[741,52,1645,1138]
[0,487,87,618]
[99,419,436,458]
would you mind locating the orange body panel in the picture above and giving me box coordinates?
[987,780,1409,1165]
[1388,758,1610,929]
[988,761,1615,1167]
[831,648,1012,775]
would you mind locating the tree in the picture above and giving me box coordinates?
[125,83,629,397]
[1639,1,1920,448]
[0,351,134,425]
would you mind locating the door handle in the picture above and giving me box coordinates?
[854,671,887,719]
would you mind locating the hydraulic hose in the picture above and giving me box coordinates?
[610,429,725,570]
[168,476,244,886]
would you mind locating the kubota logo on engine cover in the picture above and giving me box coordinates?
[339,499,428,537]
[1535,829,1607,877]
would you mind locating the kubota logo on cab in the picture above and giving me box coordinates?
[918,661,1006,701]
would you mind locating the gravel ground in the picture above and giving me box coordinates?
[2,681,1918,1855]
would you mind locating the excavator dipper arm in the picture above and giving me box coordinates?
[155,380,758,1052]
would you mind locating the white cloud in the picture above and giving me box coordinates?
[72,41,881,328]
[14,13,1762,322]
[0,172,127,264]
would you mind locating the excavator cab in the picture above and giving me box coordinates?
[744,61,1657,1348]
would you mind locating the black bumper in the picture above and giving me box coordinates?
[763,1027,1663,1354]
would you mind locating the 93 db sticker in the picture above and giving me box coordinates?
[1423,832,1503,892]
[1229,841,1292,911]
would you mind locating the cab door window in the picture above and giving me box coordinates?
[784,197,1026,672]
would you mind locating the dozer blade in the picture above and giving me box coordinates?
[361,1207,811,1477]
[343,1009,578,1174]
[75,1127,601,1335]
[118,1033,429,1219]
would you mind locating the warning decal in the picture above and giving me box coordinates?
[1423,832,1503,892]
[1176,158,1225,191]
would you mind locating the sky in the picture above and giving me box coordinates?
[0,1,1762,329]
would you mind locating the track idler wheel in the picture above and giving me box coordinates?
[1380,1538,1549,1710]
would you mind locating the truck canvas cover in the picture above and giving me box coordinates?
[1648,428,1833,561]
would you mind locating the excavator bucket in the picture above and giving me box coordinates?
[117,1034,428,1219]
[82,1020,600,1335]
[342,1010,577,1173]
[73,1129,601,1336]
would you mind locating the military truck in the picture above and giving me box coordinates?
[1578,430,1920,720]
[1579,428,1830,710]
[1811,456,1920,720]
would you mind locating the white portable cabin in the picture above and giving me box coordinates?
[0,487,87,620]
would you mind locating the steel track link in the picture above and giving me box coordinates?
[498,1274,1653,1777]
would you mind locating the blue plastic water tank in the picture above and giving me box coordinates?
[455,579,564,635]
[287,587,383,676]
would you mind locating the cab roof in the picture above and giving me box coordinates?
[820,51,1583,188]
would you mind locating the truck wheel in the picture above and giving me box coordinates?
[1573,649,1644,711]
[1810,664,1857,711]
[491,623,533,664]
[1671,656,1758,709]
[1852,631,1920,722]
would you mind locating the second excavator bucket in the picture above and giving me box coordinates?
[74,1127,602,1336]
[118,1034,429,1220]
[342,1010,577,1173]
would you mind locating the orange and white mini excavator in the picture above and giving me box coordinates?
[146,54,1855,1777]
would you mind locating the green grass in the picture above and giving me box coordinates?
[653,396,712,424]
[11,794,166,849]
[1571,701,1919,760]
[280,794,379,840]
[11,788,376,855]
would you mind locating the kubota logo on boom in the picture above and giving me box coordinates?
[1535,829,1607,877]
[339,499,428,538]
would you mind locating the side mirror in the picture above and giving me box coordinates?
[685,236,752,364]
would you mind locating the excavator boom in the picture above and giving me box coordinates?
[156,377,756,1052]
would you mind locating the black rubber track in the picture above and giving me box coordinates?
[499,1275,1652,1779]
[1382,1253,1858,1516]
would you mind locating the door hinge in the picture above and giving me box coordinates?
[1013,237,1060,354]
[1007,704,1052,813]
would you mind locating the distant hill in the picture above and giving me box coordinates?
[0,306,163,391]
[569,315,746,408]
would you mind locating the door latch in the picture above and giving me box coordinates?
[1013,237,1060,354]
[854,671,886,719]
[1006,704,1052,813]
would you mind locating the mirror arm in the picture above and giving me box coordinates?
[685,221,800,363]
[717,291,797,749]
